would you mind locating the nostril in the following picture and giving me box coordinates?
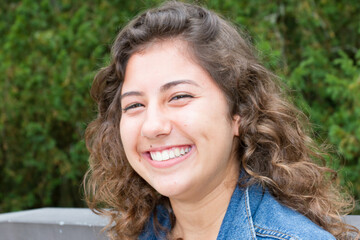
[140,114,172,139]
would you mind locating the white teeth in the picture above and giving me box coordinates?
[156,152,162,161]
[150,146,191,161]
[162,150,170,160]
[174,148,180,157]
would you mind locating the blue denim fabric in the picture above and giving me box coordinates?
[139,184,335,240]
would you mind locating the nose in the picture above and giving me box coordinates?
[140,105,172,139]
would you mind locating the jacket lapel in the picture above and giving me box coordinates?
[217,186,257,240]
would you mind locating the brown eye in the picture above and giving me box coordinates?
[170,94,193,101]
[123,103,144,112]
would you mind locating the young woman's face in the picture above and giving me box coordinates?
[120,40,240,201]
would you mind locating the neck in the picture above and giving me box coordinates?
[170,170,238,240]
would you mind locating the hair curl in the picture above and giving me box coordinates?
[84,1,359,239]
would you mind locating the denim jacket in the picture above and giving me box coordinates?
[140,184,335,240]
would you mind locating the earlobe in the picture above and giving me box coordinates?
[232,115,241,136]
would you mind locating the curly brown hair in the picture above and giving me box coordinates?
[84,1,359,239]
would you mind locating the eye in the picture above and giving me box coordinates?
[122,103,144,112]
[170,94,193,101]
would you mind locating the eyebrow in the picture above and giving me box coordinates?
[120,91,144,100]
[120,79,200,100]
[160,79,200,92]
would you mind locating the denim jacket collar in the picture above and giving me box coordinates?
[140,183,335,240]
[216,184,257,240]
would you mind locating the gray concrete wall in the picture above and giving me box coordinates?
[0,208,359,240]
[345,215,360,231]
[0,208,108,240]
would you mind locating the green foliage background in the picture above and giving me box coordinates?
[1,0,359,213]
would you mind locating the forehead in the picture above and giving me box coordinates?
[127,39,193,68]
[122,40,209,90]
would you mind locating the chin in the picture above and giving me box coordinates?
[151,179,191,199]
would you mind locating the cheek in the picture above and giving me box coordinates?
[120,118,139,154]
[172,109,199,133]
[172,105,226,144]
[120,119,143,173]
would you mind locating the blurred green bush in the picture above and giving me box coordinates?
[0,0,359,213]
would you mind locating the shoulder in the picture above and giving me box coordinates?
[248,186,335,240]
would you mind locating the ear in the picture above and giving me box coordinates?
[232,114,241,136]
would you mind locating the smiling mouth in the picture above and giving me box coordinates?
[149,146,192,161]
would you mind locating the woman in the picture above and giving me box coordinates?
[84,1,359,239]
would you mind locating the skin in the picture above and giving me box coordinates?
[120,40,240,239]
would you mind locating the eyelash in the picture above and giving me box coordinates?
[122,103,144,112]
[122,94,193,112]
[170,94,193,101]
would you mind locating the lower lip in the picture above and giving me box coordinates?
[145,146,195,168]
